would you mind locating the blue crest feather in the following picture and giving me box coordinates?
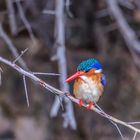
[77,58,102,71]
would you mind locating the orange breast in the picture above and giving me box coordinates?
[73,70,103,103]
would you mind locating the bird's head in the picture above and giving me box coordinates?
[65,58,103,83]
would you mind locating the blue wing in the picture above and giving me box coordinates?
[101,74,107,86]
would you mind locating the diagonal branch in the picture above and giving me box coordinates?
[0,56,63,95]
[95,103,124,139]
[13,48,28,64]
[0,23,28,70]
[1,56,140,137]
[65,0,73,18]
[111,121,124,139]
[15,0,36,44]
[133,131,137,140]
[107,0,140,67]
[23,75,30,107]
[107,0,140,52]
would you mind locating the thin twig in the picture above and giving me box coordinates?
[65,0,73,18]
[58,96,64,111]
[67,94,140,134]
[0,56,63,95]
[23,75,30,107]
[118,0,135,10]
[13,48,28,64]
[0,72,1,86]
[95,102,124,138]
[15,0,36,44]
[6,0,18,35]
[32,72,60,76]
[42,10,56,15]
[13,0,23,2]
[0,23,28,70]
[1,56,140,136]
[50,96,62,117]
[107,0,140,68]
[0,25,31,105]
[128,122,140,125]
[96,9,109,18]
[133,131,137,140]
[107,0,140,52]
[111,121,124,139]
[0,67,2,86]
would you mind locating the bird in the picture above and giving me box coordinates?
[65,58,106,110]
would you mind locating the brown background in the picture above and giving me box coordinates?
[0,0,140,139]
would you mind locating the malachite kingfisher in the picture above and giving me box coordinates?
[65,58,106,110]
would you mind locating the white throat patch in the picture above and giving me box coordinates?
[94,69,102,73]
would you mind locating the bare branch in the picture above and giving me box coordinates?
[50,96,64,117]
[13,0,23,2]
[0,72,1,86]
[133,131,137,140]
[118,0,135,10]
[95,103,124,139]
[15,0,36,44]
[107,0,140,52]
[13,48,28,64]
[50,96,62,117]
[96,9,109,18]
[111,121,124,139]
[67,94,140,134]
[107,0,140,67]
[0,56,63,95]
[127,122,140,125]
[0,23,28,70]
[50,0,77,130]
[42,10,56,15]
[23,75,30,107]
[6,0,18,35]
[0,67,2,86]
[65,0,73,18]
[32,72,60,76]
[1,56,140,136]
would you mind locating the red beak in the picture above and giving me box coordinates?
[65,71,84,83]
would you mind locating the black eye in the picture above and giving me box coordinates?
[85,70,89,73]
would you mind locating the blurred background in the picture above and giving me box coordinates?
[0,0,140,139]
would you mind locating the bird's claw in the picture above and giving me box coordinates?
[79,99,83,107]
[79,100,93,110]
[87,102,93,110]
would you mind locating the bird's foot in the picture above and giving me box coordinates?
[78,100,93,110]
[87,102,93,110]
[79,99,83,107]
